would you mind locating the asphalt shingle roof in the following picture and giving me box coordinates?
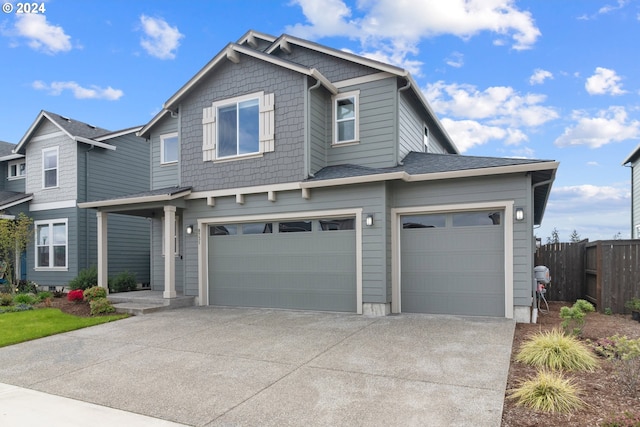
[0,141,16,157]
[307,152,554,181]
[43,110,112,139]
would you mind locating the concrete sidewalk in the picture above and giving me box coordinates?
[0,307,514,426]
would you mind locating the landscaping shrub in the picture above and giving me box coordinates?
[109,271,137,293]
[601,411,640,427]
[13,293,37,306]
[36,291,53,302]
[67,289,84,302]
[16,280,37,294]
[83,286,107,302]
[508,370,584,413]
[516,328,598,371]
[593,335,640,396]
[89,298,115,315]
[0,293,13,306]
[560,299,595,336]
[68,266,98,290]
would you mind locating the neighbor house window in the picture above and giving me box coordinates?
[35,219,67,269]
[161,133,178,164]
[8,159,26,179]
[333,91,359,144]
[42,147,58,188]
[202,91,274,161]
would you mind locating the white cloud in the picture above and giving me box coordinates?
[529,69,553,85]
[445,52,464,68]
[554,106,640,148]
[139,15,183,60]
[11,14,72,54]
[585,67,626,95]
[286,0,541,71]
[598,0,629,15]
[425,81,558,127]
[32,80,123,100]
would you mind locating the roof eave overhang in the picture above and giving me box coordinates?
[0,194,33,211]
[75,136,116,150]
[14,111,72,154]
[78,189,192,209]
[622,143,640,165]
[94,126,144,142]
[300,161,560,189]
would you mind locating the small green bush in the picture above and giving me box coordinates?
[109,271,137,293]
[560,299,595,335]
[83,286,107,302]
[508,370,584,413]
[16,280,37,294]
[37,291,53,302]
[89,298,115,315]
[0,293,13,306]
[516,328,598,371]
[68,266,98,290]
[13,293,37,306]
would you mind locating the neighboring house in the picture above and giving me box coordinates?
[623,144,640,238]
[7,111,151,288]
[80,30,558,322]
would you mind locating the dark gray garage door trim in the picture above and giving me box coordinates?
[391,201,515,318]
[197,208,364,314]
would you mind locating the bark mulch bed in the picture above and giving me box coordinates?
[501,301,640,426]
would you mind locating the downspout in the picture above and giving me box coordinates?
[396,79,412,166]
[85,145,96,271]
[530,176,555,323]
[306,77,323,178]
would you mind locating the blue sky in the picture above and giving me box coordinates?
[1,0,639,241]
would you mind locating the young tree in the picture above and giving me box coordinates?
[569,229,581,243]
[546,227,560,244]
[0,213,34,291]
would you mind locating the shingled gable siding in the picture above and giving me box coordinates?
[179,57,306,191]
[390,173,534,309]
[25,121,77,203]
[180,182,388,304]
[326,77,397,169]
[150,115,179,190]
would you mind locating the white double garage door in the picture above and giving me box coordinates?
[207,208,505,316]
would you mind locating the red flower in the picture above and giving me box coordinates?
[67,289,84,302]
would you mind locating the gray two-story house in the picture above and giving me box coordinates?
[623,144,640,238]
[4,111,151,288]
[81,30,558,322]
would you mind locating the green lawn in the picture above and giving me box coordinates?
[0,308,128,347]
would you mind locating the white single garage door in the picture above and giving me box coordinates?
[208,218,356,312]
[400,210,505,316]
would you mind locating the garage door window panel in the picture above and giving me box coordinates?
[242,223,273,234]
[279,221,312,233]
[210,224,238,236]
[319,218,355,231]
[453,211,501,226]
[402,214,446,229]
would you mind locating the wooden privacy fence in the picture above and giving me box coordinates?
[535,240,640,314]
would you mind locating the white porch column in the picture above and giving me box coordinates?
[96,211,108,292]
[163,205,177,298]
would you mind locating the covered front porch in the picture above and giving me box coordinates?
[78,186,193,304]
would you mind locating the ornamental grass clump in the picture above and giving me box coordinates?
[508,370,584,413]
[516,328,598,372]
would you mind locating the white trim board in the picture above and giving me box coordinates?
[391,201,514,319]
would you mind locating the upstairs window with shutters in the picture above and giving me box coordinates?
[202,91,274,161]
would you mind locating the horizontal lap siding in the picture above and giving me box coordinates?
[398,93,424,160]
[151,116,179,190]
[327,78,397,168]
[183,183,387,303]
[309,88,328,175]
[391,174,533,307]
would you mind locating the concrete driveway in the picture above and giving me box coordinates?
[0,307,514,426]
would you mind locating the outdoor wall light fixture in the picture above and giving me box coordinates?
[515,207,525,222]
[365,215,374,226]
[186,225,194,235]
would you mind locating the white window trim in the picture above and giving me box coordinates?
[215,92,261,160]
[332,90,360,145]
[34,218,68,271]
[8,159,26,180]
[160,132,179,165]
[42,146,59,189]
[162,215,180,256]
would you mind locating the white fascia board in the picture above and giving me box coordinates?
[300,172,407,189]
[138,110,172,139]
[237,30,277,46]
[14,111,72,153]
[334,72,395,89]
[78,189,192,209]
[29,199,76,211]
[622,143,640,165]
[94,126,144,142]
[404,161,560,183]
[75,136,116,150]
[188,182,301,199]
[267,35,408,77]
[0,153,25,161]
[0,195,33,211]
